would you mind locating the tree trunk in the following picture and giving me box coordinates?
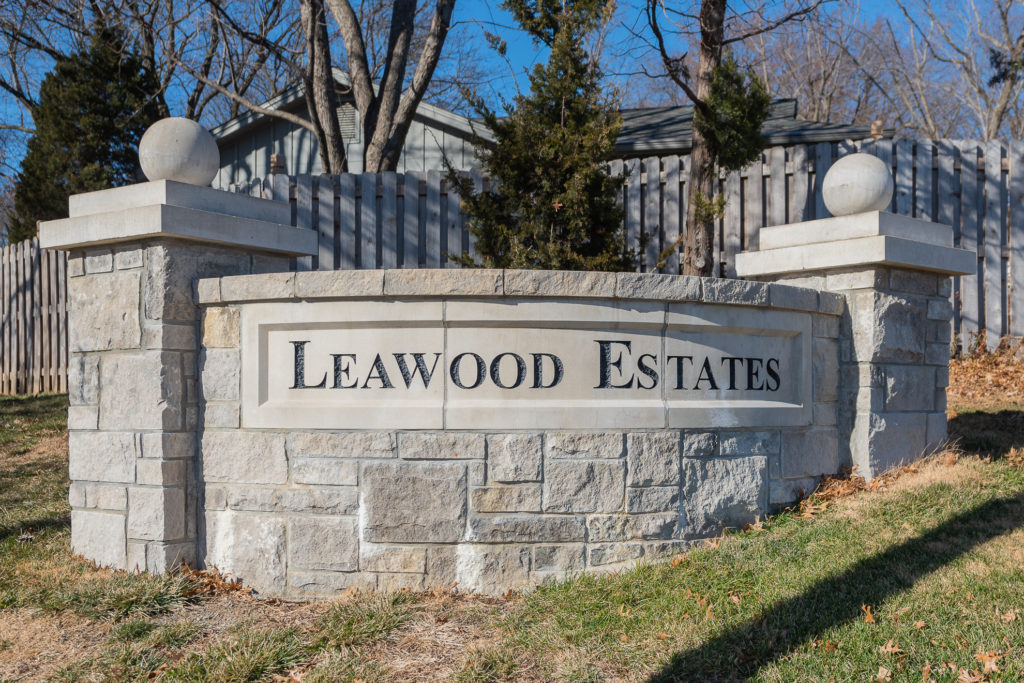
[301,0,347,173]
[682,0,727,277]
[328,0,455,172]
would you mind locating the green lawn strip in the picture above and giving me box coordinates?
[161,626,310,682]
[318,592,416,648]
[0,394,69,545]
[479,461,1024,681]
[6,393,1024,681]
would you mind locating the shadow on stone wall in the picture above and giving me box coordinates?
[646,490,1024,682]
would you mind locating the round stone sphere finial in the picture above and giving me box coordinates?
[138,117,220,186]
[821,152,893,216]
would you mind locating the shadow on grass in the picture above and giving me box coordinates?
[0,393,68,420]
[0,452,66,486]
[948,410,1024,458]
[648,491,1024,682]
[0,516,70,544]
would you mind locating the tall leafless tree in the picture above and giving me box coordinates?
[740,0,1024,140]
[646,0,828,277]
[329,0,456,171]
[190,0,459,173]
[744,2,887,126]
[881,0,1024,140]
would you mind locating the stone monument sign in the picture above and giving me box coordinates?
[38,124,974,595]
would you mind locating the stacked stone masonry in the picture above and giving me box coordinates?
[65,240,288,574]
[187,270,843,596]
[765,266,951,476]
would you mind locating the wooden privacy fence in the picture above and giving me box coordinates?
[232,138,1024,350]
[0,237,68,395]
[5,137,1018,395]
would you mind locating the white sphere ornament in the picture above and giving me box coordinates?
[138,117,220,186]
[821,152,893,216]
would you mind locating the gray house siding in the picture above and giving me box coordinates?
[215,115,362,189]
[213,105,479,189]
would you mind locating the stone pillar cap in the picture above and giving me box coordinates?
[735,211,975,278]
[39,180,315,256]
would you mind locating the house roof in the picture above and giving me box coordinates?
[210,76,879,154]
[613,99,881,155]
[210,67,485,144]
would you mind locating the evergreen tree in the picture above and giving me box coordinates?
[9,24,166,243]
[450,0,633,271]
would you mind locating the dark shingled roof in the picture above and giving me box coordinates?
[614,99,876,155]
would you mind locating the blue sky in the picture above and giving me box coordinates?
[456,0,906,110]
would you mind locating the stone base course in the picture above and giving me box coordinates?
[192,425,835,597]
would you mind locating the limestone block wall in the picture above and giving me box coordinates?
[766,267,951,476]
[193,271,843,596]
[65,240,288,573]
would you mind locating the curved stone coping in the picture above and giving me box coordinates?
[196,269,844,316]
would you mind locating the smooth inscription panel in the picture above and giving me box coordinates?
[239,299,812,430]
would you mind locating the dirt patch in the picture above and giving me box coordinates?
[164,592,331,638]
[884,455,987,494]
[368,595,501,682]
[0,433,66,469]
[0,609,111,681]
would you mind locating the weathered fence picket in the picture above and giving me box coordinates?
[228,138,1024,351]
[0,237,68,395]
[1010,141,1024,337]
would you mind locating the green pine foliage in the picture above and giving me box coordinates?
[8,24,166,243]
[450,0,634,271]
[695,55,771,173]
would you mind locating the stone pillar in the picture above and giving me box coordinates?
[736,210,974,479]
[40,180,315,571]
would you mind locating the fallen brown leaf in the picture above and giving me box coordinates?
[879,638,903,654]
[875,666,893,682]
[743,517,766,532]
[915,620,927,629]
[862,604,876,623]
[180,564,247,597]
[975,650,1002,674]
